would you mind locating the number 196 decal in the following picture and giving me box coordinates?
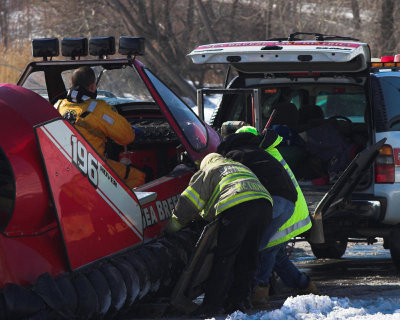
[71,135,99,187]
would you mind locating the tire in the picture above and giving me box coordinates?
[311,239,348,259]
[389,226,400,270]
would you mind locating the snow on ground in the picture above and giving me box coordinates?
[205,240,400,320]
[225,294,400,320]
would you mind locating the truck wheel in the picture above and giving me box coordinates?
[310,239,348,259]
[389,226,400,270]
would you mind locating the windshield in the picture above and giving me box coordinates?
[144,69,208,151]
[21,70,48,100]
[223,83,367,127]
[61,65,155,105]
[377,76,400,130]
[22,64,155,105]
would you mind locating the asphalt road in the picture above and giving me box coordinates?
[269,242,400,309]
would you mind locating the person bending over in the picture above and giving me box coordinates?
[163,153,273,316]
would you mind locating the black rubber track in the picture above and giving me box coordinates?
[136,247,162,292]
[71,272,99,319]
[124,251,151,299]
[55,276,78,315]
[0,229,201,319]
[86,268,112,318]
[98,262,127,317]
[35,272,73,319]
[3,283,46,319]
[110,257,140,310]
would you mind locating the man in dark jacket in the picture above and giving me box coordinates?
[218,130,316,308]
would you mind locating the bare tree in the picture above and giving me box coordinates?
[2,0,400,88]
[195,0,217,43]
[379,0,395,56]
[351,0,361,30]
[0,0,9,48]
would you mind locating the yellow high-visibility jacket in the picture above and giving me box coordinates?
[165,153,273,232]
[264,135,312,248]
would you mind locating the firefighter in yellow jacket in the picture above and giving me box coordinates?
[164,153,273,316]
[57,66,145,189]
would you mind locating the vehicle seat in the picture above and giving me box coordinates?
[297,104,325,133]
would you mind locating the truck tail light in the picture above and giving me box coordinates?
[375,144,395,183]
[381,56,394,62]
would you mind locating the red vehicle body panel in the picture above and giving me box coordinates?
[0,85,68,286]
[136,172,193,240]
[36,119,144,270]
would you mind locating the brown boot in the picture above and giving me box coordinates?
[251,285,270,309]
[297,280,320,295]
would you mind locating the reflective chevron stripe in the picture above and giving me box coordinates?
[264,214,312,249]
[183,186,205,210]
[202,172,264,217]
[216,191,272,213]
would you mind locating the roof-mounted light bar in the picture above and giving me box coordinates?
[32,35,145,60]
[62,38,88,60]
[371,55,400,69]
[89,36,115,58]
[32,38,59,61]
[118,36,145,57]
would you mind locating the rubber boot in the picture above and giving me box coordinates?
[251,285,270,309]
[297,280,320,295]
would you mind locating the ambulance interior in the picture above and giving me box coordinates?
[213,80,370,185]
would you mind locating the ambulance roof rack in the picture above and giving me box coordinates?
[267,32,360,42]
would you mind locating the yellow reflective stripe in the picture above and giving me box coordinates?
[280,159,299,188]
[203,172,257,216]
[265,221,312,248]
[169,216,183,231]
[263,215,312,249]
[183,186,205,210]
[215,191,272,214]
[265,146,283,161]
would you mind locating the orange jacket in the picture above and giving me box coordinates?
[57,98,134,156]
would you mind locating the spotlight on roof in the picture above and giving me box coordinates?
[32,38,59,61]
[119,36,145,57]
[89,36,115,58]
[61,38,88,60]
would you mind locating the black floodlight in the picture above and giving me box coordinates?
[119,36,145,57]
[62,38,88,59]
[32,38,59,60]
[89,36,115,57]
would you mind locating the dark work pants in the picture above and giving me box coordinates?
[202,198,272,309]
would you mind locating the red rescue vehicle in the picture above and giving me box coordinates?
[0,36,220,319]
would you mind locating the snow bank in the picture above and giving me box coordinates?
[224,295,400,320]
